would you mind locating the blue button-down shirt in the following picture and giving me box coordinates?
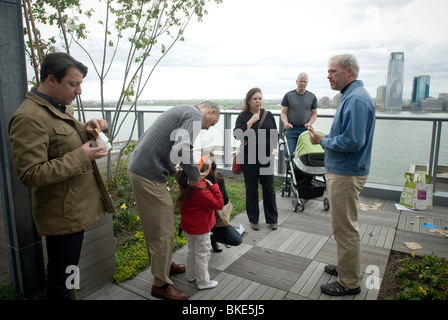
[320,80,376,176]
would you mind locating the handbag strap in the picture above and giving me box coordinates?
[240,109,268,150]
[257,109,267,131]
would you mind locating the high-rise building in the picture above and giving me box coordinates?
[411,75,430,110]
[376,85,386,110]
[385,52,404,111]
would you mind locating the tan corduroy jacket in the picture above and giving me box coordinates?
[8,91,115,236]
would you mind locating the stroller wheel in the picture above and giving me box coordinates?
[292,198,298,212]
[299,198,305,212]
[323,198,330,211]
[293,198,305,212]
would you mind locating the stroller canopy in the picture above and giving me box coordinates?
[295,131,325,158]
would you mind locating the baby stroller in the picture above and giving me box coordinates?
[280,131,329,212]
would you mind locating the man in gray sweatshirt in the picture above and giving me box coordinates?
[128,101,220,300]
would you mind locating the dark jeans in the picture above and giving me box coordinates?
[211,224,243,246]
[284,127,307,158]
[45,230,84,300]
[242,163,278,225]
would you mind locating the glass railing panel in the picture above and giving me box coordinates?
[79,108,447,191]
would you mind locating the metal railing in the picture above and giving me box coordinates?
[82,107,447,201]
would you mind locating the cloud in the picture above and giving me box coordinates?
[33,0,448,102]
[141,0,447,101]
[349,0,414,7]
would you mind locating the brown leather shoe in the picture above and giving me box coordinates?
[151,284,189,300]
[169,262,186,275]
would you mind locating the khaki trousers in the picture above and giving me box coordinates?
[129,171,174,287]
[326,172,368,289]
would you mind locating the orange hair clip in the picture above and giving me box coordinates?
[197,155,209,171]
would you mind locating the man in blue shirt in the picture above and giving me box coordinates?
[309,54,376,296]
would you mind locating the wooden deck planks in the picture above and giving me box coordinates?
[85,282,146,300]
[208,243,253,271]
[290,260,324,296]
[83,193,447,301]
[282,213,333,236]
[224,246,311,292]
[0,269,10,286]
[398,211,448,237]
[393,229,448,258]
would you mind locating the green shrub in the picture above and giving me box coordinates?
[113,231,149,283]
[394,253,448,300]
[115,205,140,232]
[0,283,45,300]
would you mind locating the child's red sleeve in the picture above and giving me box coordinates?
[201,184,224,210]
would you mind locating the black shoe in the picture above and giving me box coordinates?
[321,281,361,296]
[211,235,222,252]
[324,264,338,276]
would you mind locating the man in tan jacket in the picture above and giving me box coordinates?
[9,52,114,300]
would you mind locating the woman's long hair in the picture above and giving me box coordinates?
[205,159,223,184]
[242,87,262,113]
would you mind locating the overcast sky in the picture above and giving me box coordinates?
[68,0,448,102]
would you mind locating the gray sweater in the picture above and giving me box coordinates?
[128,105,202,183]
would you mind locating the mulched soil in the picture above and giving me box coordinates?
[377,250,417,300]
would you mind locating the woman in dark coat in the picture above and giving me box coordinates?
[233,88,279,231]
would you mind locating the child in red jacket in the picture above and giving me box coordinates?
[175,155,224,289]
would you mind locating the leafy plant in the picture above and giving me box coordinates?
[225,177,247,219]
[113,231,149,283]
[117,206,140,231]
[0,283,45,300]
[394,253,448,300]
